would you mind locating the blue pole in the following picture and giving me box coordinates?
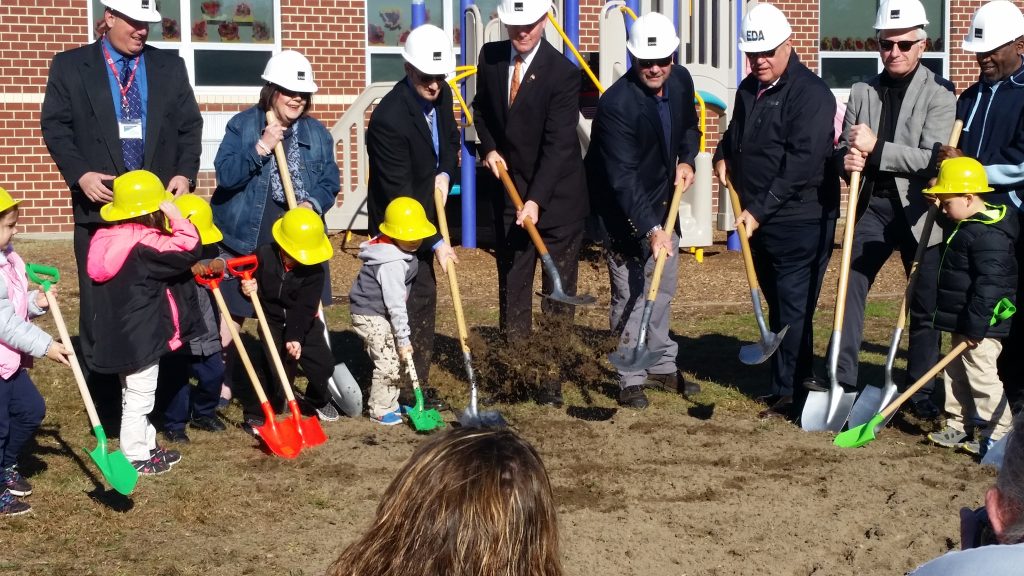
[564,0,579,67]
[411,0,426,28]
[460,0,477,248]
[624,0,639,71]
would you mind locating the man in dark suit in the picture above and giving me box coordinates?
[40,0,202,421]
[366,24,458,409]
[472,0,588,406]
[587,13,701,410]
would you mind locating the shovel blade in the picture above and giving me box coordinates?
[539,289,597,307]
[288,400,327,447]
[87,426,138,495]
[834,413,885,448]
[739,325,789,365]
[256,403,302,458]
[328,363,363,418]
[825,386,857,432]
[848,386,885,429]
[407,407,446,432]
[607,346,661,372]
[458,407,508,428]
[800,389,831,432]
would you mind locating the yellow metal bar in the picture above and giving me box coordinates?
[619,5,638,20]
[693,90,707,153]
[546,12,605,94]
[449,79,474,125]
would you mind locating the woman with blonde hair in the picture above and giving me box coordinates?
[327,428,562,576]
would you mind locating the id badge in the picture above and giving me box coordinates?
[119,120,143,139]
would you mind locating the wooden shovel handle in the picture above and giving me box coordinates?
[723,177,761,292]
[646,177,688,301]
[250,292,299,403]
[434,187,471,355]
[833,170,862,331]
[948,119,964,148]
[496,163,549,257]
[880,341,970,419]
[209,287,272,405]
[265,110,298,210]
[43,291,101,429]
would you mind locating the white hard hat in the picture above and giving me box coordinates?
[401,25,455,76]
[261,50,318,94]
[497,0,550,26]
[626,12,680,60]
[962,0,1024,53]
[874,0,929,30]
[738,3,792,53]
[101,0,161,23]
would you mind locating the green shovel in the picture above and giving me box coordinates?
[26,264,138,495]
[401,352,444,433]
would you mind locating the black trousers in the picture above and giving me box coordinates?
[836,196,941,401]
[73,222,121,427]
[239,317,333,420]
[999,209,1024,405]
[750,218,836,399]
[406,250,437,387]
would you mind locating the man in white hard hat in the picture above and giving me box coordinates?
[40,0,202,423]
[835,0,955,422]
[713,3,839,420]
[472,0,588,406]
[937,0,1024,414]
[586,12,701,409]
[365,24,459,410]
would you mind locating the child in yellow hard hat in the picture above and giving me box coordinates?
[924,157,1018,458]
[348,197,437,425]
[87,170,202,476]
[154,194,229,444]
[237,207,337,429]
[0,187,72,516]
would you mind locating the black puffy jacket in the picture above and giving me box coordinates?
[932,203,1019,339]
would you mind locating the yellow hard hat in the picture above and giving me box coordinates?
[926,157,994,195]
[0,187,20,214]
[101,170,172,222]
[173,193,223,245]
[271,207,333,265]
[378,197,437,242]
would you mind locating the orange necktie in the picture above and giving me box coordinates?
[509,55,523,106]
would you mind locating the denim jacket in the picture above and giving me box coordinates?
[211,105,341,254]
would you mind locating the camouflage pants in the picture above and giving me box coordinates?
[351,314,402,418]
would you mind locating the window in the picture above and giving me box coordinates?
[90,0,280,91]
[366,0,502,83]
[819,0,948,91]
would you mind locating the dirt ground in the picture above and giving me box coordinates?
[0,233,995,576]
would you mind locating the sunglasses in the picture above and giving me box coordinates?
[745,47,777,60]
[414,70,447,85]
[878,39,921,52]
[638,56,673,69]
[277,87,311,101]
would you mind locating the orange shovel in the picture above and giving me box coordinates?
[195,269,302,458]
[227,255,327,448]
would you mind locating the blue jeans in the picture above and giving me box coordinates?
[157,351,225,432]
[0,369,45,469]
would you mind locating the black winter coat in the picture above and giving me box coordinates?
[253,243,324,344]
[933,203,1019,340]
[714,52,839,224]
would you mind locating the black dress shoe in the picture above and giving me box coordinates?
[757,394,794,420]
[162,429,191,444]
[618,385,649,409]
[645,371,701,398]
[537,382,564,408]
[907,397,940,420]
[190,415,227,432]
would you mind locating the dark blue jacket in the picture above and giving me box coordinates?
[957,61,1024,211]
[714,52,839,224]
[210,105,340,255]
[586,64,701,257]
[933,203,1018,340]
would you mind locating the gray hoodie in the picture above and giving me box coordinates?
[348,236,418,348]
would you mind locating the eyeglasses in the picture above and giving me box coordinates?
[637,56,673,69]
[878,39,922,52]
[277,87,311,101]
[745,47,777,60]
[413,70,447,85]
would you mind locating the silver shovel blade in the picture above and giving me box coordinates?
[738,324,790,365]
[328,363,363,418]
[539,289,598,307]
[801,389,831,431]
[458,407,508,428]
[608,347,661,372]
[824,386,857,432]
[847,386,884,429]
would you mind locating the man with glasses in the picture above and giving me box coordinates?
[40,0,202,425]
[472,0,588,406]
[713,3,839,420]
[936,0,1024,418]
[834,0,955,422]
[586,13,701,409]
[366,24,459,410]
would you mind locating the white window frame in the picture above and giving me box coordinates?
[88,0,282,96]
[819,0,950,99]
